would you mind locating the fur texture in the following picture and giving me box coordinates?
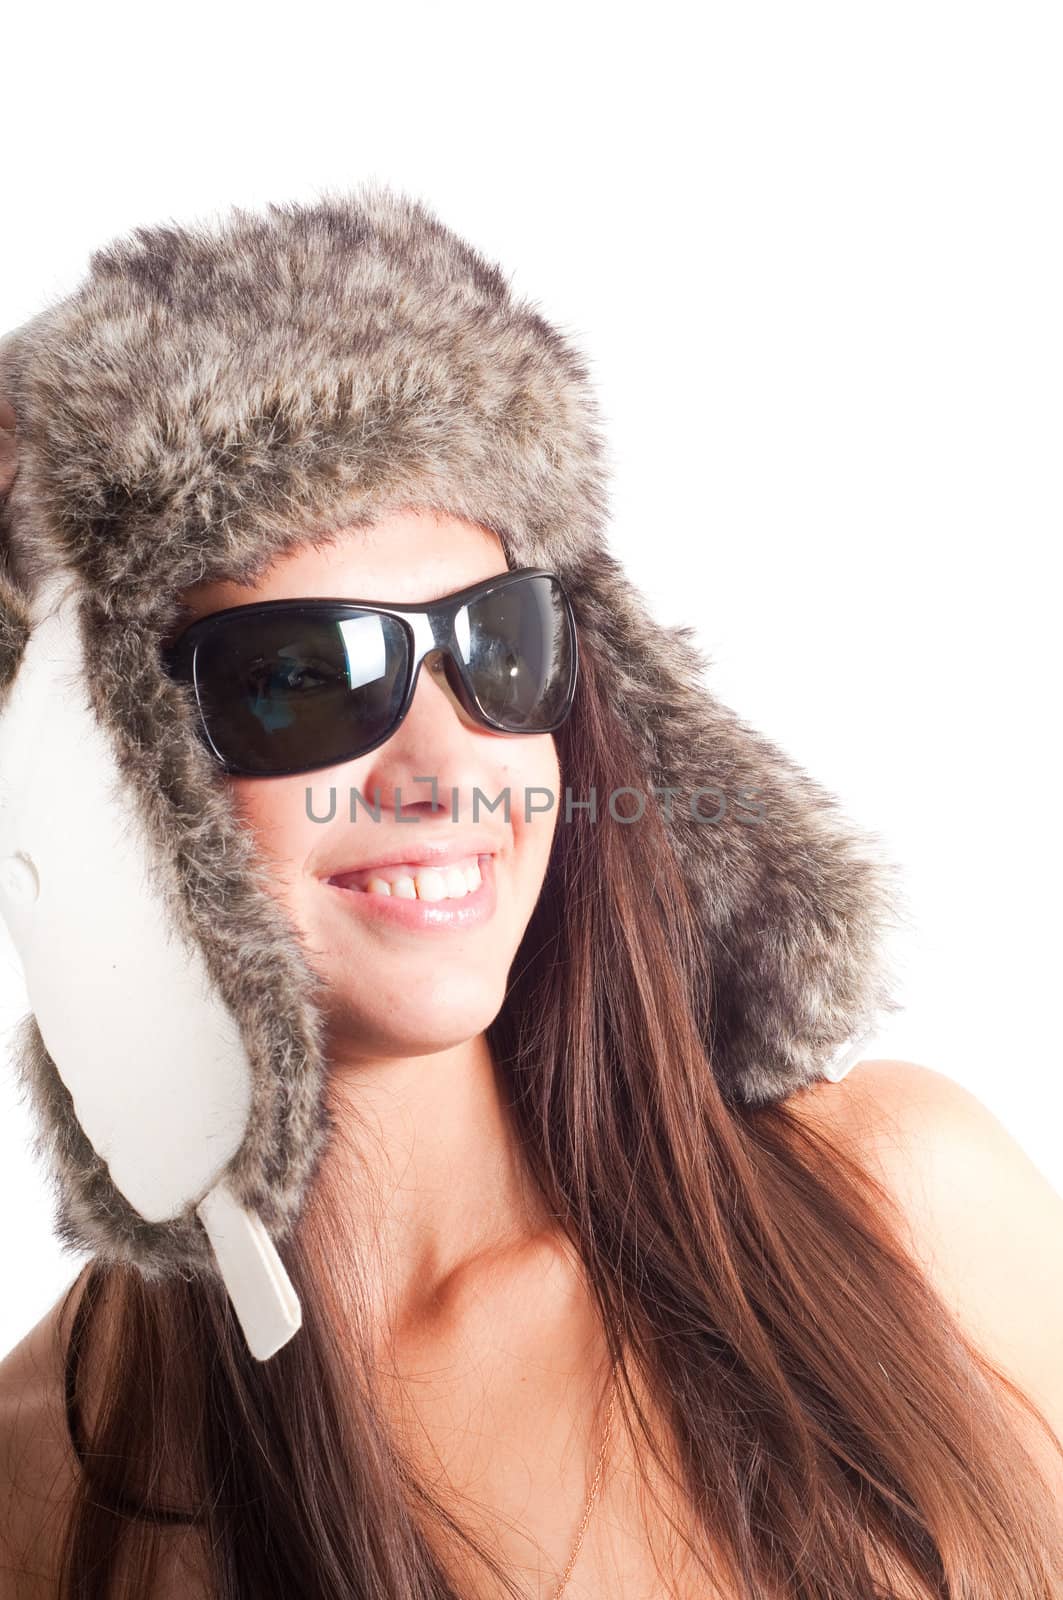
[0,183,906,1279]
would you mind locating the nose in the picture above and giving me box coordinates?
[352,642,494,813]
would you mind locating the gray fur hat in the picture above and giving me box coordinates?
[0,183,903,1341]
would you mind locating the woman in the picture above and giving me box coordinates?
[0,186,1061,1599]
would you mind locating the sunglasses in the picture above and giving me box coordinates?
[160,567,579,778]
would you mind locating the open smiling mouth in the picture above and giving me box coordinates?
[325,853,498,929]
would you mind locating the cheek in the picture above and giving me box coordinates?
[510,737,562,875]
[226,776,315,891]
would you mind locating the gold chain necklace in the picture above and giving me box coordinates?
[549,1355,621,1599]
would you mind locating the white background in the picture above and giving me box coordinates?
[1,1,1060,1359]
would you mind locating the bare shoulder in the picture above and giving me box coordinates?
[791,1059,1063,1493]
[789,1056,1063,1252]
[787,1057,1010,1196]
[0,1275,85,1599]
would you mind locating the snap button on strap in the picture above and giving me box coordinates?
[0,851,39,905]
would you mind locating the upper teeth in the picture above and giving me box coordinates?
[355,855,484,901]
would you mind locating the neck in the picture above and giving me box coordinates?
[311,1029,556,1334]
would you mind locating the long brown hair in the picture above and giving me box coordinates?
[52,631,1063,1599]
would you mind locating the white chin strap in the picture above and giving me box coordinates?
[822,1031,871,1083]
[0,573,301,1361]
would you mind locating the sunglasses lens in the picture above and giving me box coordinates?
[168,572,577,777]
[458,574,575,730]
[189,608,409,776]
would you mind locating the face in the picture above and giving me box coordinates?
[172,508,562,1063]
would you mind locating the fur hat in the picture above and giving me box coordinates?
[0,183,904,1356]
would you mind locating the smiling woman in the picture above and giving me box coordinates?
[1,185,1062,1600]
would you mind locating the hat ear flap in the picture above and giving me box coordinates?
[0,567,32,707]
[1,396,32,703]
[0,579,31,704]
[571,556,908,1106]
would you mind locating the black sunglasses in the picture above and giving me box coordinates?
[160,567,579,778]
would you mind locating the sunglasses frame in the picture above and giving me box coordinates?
[160,565,580,778]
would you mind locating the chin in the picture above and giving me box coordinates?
[325,1016,500,1062]
[325,983,506,1057]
